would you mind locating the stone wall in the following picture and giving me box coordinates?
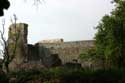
[28,44,39,61]
[36,40,95,64]
[7,23,95,71]
[8,23,28,71]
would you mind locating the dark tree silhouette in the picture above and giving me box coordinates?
[0,0,10,16]
[0,0,43,16]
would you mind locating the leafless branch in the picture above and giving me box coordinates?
[0,14,20,73]
[9,14,20,62]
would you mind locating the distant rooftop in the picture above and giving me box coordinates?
[36,39,95,46]
[37,38,64,44]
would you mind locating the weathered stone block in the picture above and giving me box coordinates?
[8,23,28,71]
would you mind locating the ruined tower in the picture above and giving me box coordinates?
[6,23,97,71]
[8,23,28,71]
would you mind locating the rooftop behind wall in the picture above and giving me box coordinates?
[38,38,64,44]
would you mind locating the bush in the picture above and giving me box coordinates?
[0,69,8,83]
[79,47,97,60]
[9,67,125,83]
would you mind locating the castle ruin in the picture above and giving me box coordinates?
[8,23,95,71]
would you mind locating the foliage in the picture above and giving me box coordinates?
[0,70,8,83]
[0,0,10,16]
[95,0,125,68]
[8,67,125,83]
[79,48,96,60]
[0,0,43,16]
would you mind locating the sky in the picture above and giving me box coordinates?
[0,0,114,44]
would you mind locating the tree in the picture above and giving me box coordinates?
[0,0,43,73]
[0,15,20,73]
[0,0,43,16]
[95,0,125,68]
[0,0,10,16]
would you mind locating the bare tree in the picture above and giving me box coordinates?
[0,14,20,73]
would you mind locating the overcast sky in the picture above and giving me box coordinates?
[0,0,114,44]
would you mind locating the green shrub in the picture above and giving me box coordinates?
[9,67,125,83]
[79,47,97,60]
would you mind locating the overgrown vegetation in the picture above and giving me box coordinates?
[79,47,96,60]
[0,0,125,83]
[5,67,125,83]
[95,0,125,68]
[0,66,125,83]
[79,0,125,69]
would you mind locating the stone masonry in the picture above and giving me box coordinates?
[7,23,95,71]
[8,23,28,71]
[36,40,94,64]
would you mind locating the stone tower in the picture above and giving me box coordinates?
[8,23,28,71]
